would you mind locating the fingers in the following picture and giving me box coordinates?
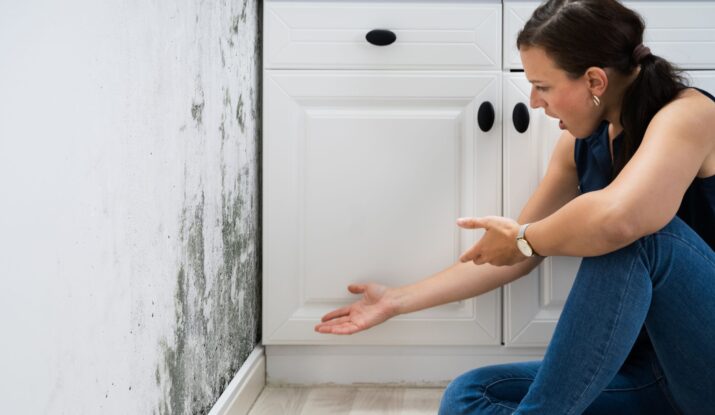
[319,284,366,322]
[347,284,366,294]
[316,316,352,328]
[314,316,359,334]
[320,305,351,322]
[456,217,490,229]
[329,323,360,335]
[316,322,359,335]
[317,284,367,329]
[473,255,487,265]
[459,239,485,263]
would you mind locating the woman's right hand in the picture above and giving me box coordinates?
[314,282,400,335]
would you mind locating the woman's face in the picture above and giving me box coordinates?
[519,46,601,138]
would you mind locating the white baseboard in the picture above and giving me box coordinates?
[209,344,266,415]
[266,345,545,386]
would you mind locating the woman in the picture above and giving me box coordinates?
[315,0,715,413]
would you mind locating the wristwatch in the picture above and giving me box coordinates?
[516,223,539,257]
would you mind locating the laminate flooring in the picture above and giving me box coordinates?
[247,386,445,415]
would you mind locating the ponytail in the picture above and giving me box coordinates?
[615,54,687,175]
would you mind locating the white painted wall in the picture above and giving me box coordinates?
[0,0,261,413]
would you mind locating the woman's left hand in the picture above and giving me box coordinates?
[456,216,526,266]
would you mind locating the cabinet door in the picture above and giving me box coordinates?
[502,72,582,347]
[263,70,502,345]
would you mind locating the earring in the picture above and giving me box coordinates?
[592,95,601,106]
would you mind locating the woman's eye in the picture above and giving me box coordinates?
[535,86,549,92]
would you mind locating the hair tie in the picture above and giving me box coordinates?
[632,43,651,63]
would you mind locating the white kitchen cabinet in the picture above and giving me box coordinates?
[263,70,503,345]
[263,0,715,383]
[263,0,505,349]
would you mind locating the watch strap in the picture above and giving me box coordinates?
[518,223,529,240]
[517,223,540,257]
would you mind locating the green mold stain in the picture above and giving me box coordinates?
[231,15,239,34]
[154,1,262,411]
[156,170,260,414]
[191,100,204,126]
[236,94,244,133]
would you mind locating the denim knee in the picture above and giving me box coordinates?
[439,372,474,415]
[575,215,712,289]
[439,364,538,415]
[634,216,714,287]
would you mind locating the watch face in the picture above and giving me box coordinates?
[517,239,533,257]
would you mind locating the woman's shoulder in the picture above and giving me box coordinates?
[648,87,715,177]
[650,87,715,135]
[657,87,715,119]
[678,87,715,103]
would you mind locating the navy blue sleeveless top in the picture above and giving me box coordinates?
[574,88,715,251]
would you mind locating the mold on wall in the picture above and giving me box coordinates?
[154,0,263,413]
[0,0,262,413]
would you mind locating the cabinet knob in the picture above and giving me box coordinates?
[477,101,495,132]
[512,103,530,133]
[366,29,397,46]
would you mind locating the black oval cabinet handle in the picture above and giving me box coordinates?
[512,103,530,133]
[366,29,397,46]
[477,102,495,132]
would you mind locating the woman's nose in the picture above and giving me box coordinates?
[529,89,543,109]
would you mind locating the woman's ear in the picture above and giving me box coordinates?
[584,66,608,96]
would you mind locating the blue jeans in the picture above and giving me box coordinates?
[439,217,715,415]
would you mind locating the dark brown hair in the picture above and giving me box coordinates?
[516,0,687,176]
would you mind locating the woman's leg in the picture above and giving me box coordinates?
[438,361,540,415]
[638,218,715,414]
[438,329,675,415]
[514,217,715,414]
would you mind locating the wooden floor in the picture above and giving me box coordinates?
[247,386,445,415]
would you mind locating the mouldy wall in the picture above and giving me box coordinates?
[154,1,263,413]
[0,0,262,414]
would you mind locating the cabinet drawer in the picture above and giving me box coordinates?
[264,1,501,70]
[504,1,715,70]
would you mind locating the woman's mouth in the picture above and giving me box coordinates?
[559,120,566,130]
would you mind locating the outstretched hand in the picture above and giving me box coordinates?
[457,216,527,266]
[314,282,399,335]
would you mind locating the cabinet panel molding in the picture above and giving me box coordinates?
[263,70,503,345]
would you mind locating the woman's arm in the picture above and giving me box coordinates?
[391,130,582,313]
[316,130,582,334]
[528,91,715,257]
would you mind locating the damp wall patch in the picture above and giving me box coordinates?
[0,0,262,413]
